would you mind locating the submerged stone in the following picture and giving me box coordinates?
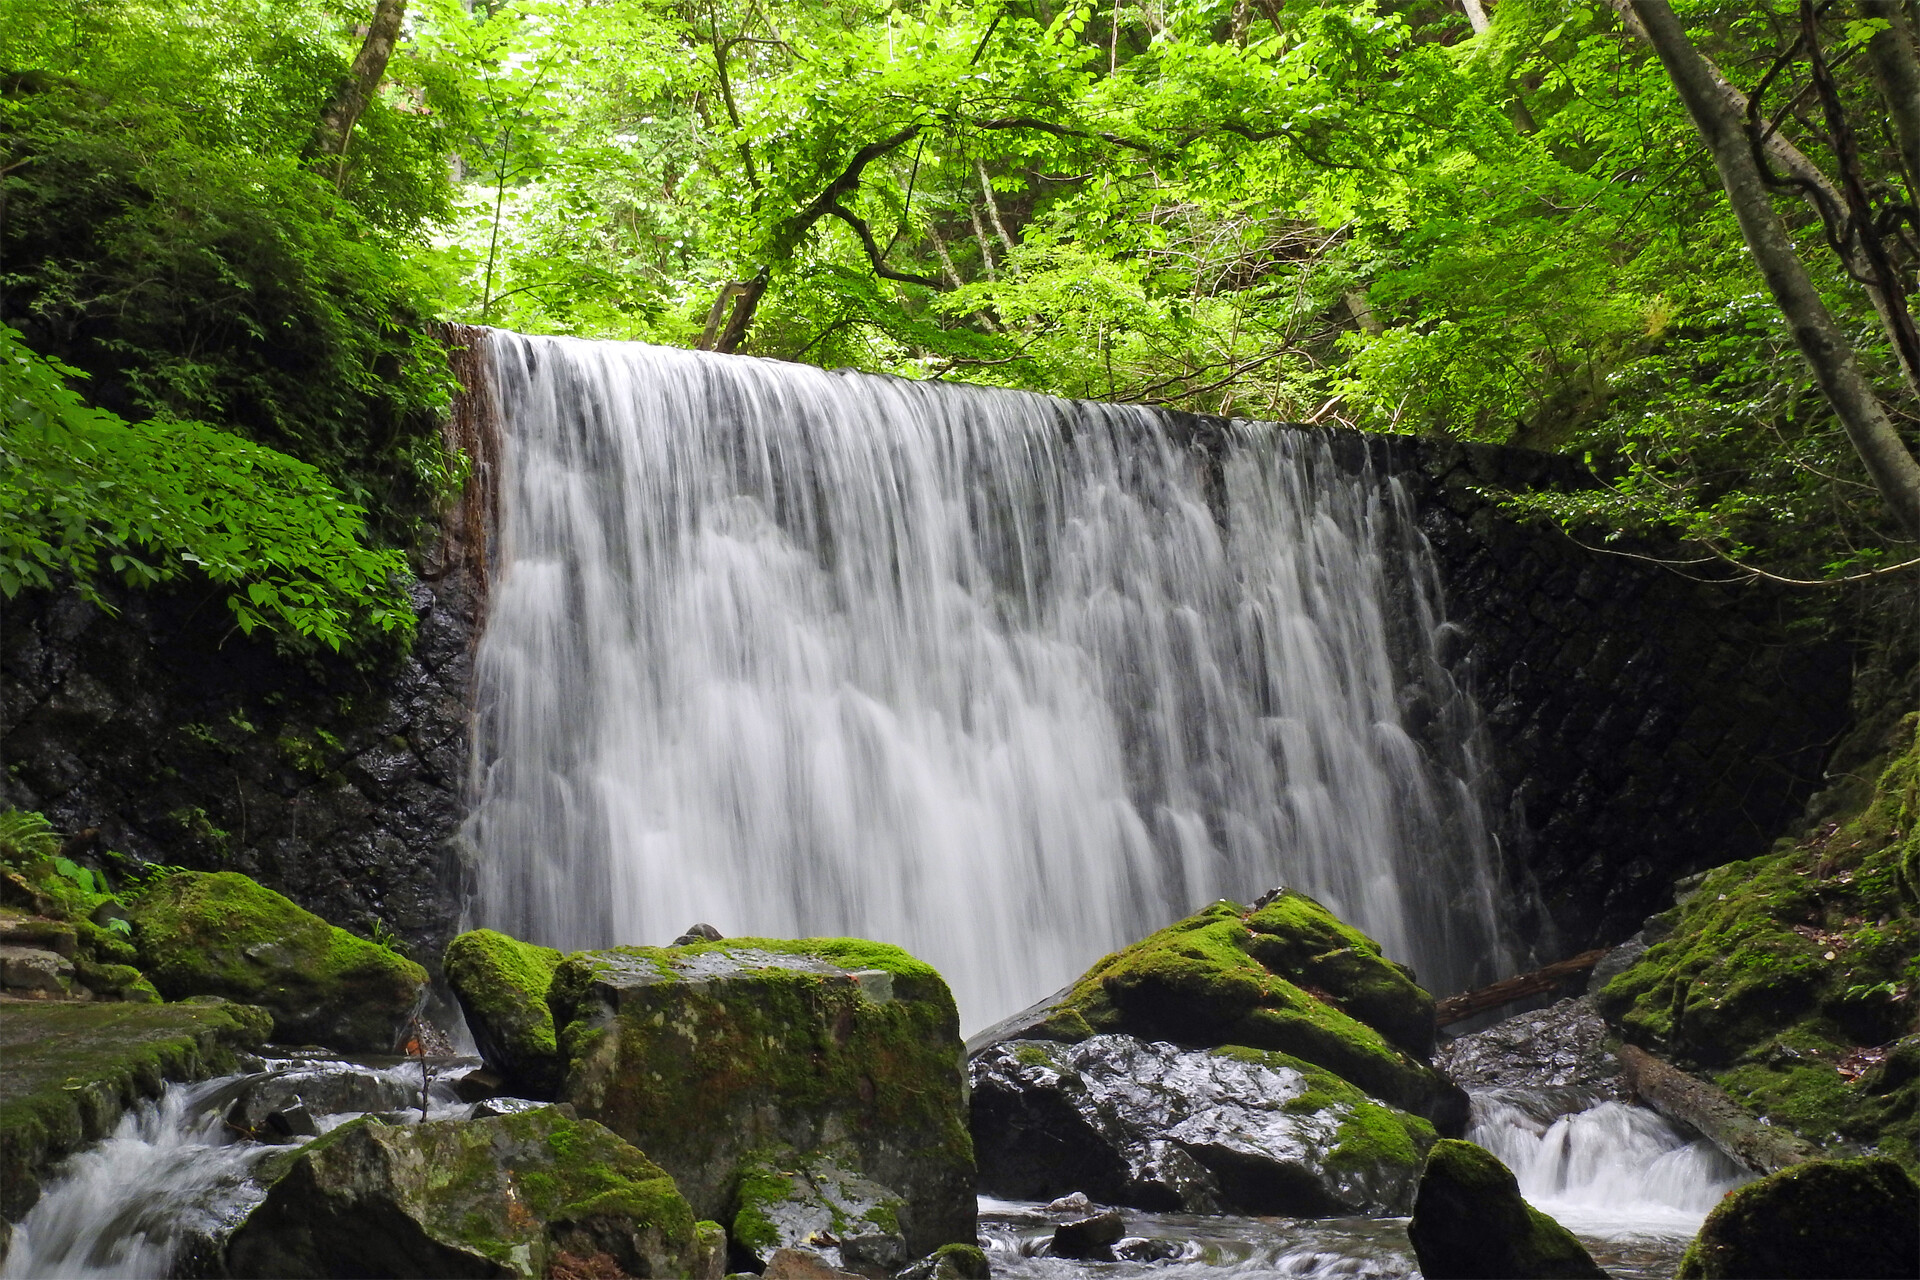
[973,896,1465,1131]
[969,1034,1436,1216]
[549,937,975,1258]
[225,1104,726,1279]
[130,870,426,1051]
[1405,1139,1605,1279]
[445,927,566,1096]
[1674,1157,1920,1279]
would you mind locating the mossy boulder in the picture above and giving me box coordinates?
[730,1146,909,1272]
[899,1242,993,1280]
[225,1104,726,1279]
[129,870,426,1051]
[1406,1139,1605,1279]
[0,998,272,1220]
[549,937,975,1258]
[445,928,565,1096]
[1674,1157,1919,1279]
[1004,897,1462,1129]
[970,1034,1437,1215]
[1598,715,1920,1171]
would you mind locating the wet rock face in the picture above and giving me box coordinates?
[976,896,1466,1133]
[1675,1157,1920,1280]
[730,1148,909,1274]
[0,572,477,973]
[1433,996,1623,1097]
[1406,1138,1606,1280]
[547,938,975,1259]
[969,1034,1437,1217]
[129,870,426,1052]
[225,1105,725,1280]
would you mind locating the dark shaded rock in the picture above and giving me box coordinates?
[1049,1210,1125,1260]
[225,1105,726,1279]
[129,870,426,1051]
[762,1247,864,1279]
[0,999,271,1220]
[673,923,724,945]
[1675,1157,1919,1279]
[1406,1139,1605,1279]
[444,927,565,1095]
[1434,996,1623,1097]
[973,898,1465,1132]
[729,1147,908,1273]
[550,937,974,1259]
[896,1243,992,1280]
[969,1034,1436,1216]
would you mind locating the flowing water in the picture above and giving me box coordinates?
[466,334,1506,1026]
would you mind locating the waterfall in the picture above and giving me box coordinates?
[465,333,1507,1027]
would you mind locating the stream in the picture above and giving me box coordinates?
[2,1051,1746,1280]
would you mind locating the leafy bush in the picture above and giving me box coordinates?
[1,326,414,650]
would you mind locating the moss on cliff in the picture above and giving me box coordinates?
[1599,715,1920,1170]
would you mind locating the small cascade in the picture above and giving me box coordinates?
[1469,1090,1751,1243]
[466,334,1509,1027]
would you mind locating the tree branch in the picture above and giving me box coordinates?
[311,0,407,164]
[825,202,945,288]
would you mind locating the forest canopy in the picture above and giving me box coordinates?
[2,0,1916,646]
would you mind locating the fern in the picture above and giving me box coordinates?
[0,808,60,864]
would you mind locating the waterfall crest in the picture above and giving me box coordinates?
[465,333,1506,1026]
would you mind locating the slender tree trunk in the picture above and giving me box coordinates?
[1460,0,1489,35]
[312,0,407,163]
[1627,1,1920,539]
[1861,0,1920,204]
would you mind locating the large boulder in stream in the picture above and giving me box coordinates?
[1674,1157,1920,1279]
[445,928,566,1096]
[129,871,426,1051]
[970,1034,1436,1215]
[548,937,976,1259]
[225,1104,727,1278]
[1406,1139,1605,1279]
[971,895,1466,1128]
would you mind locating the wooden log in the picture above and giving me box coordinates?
[1617,1043,1816,1175]
[1434,949,1610,1026]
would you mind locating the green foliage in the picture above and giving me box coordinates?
[1,326,415,650]
[0,806,59,864]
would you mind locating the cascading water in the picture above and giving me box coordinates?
[465,333,1507,1026]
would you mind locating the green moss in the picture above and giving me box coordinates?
[1408,1140,1605,1279]
[1211,1044,1435,1175]
[928,1242,992,1279]
[730,1160,795,1251]
[129,870,425,1050]
[1675,1157,1918,1279]
[1600,715,1920,1171]
[444,928,565,1095]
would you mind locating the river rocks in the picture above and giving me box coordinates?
[445,927,565,1095]
[896,1243,993,1280]
[549,937,975,1257]
[970,1034,1436,1216]
[225,1104,726,1279]
[1048,1209,1126,1260]
[129,870,426,1051]
[1674,1157,1920,1279]
[976,897,1466,1131]
[1405,1139,1605,1279]
[729,1147,910,1272]
[0,998,271,1220]
[1434,996,1623,1097]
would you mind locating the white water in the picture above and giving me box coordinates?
[467,335,1508,1027]
[1470,1092,1751,1244]
[0,1080,269,1280]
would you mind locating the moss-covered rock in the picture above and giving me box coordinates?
[0,998,271,1220]
[1012,897,1462,1128]
[549,937,974,1259]
[129,870,426,1051]
[224,1104,725,1279]
[1598,715,1920,1172]
[1674,1157,1919,1279]
[729,1146,909,1272]
[970,1034,1437,1215]
[445,928,565,1096]
[1406,1139,1606,1279]
[899,1242,993,1280]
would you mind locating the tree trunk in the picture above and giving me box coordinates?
[312,0,408,162]
[1861,0,1920,205]
[1627,0,1920,541]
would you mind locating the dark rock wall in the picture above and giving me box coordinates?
[1378,436,1854,961]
